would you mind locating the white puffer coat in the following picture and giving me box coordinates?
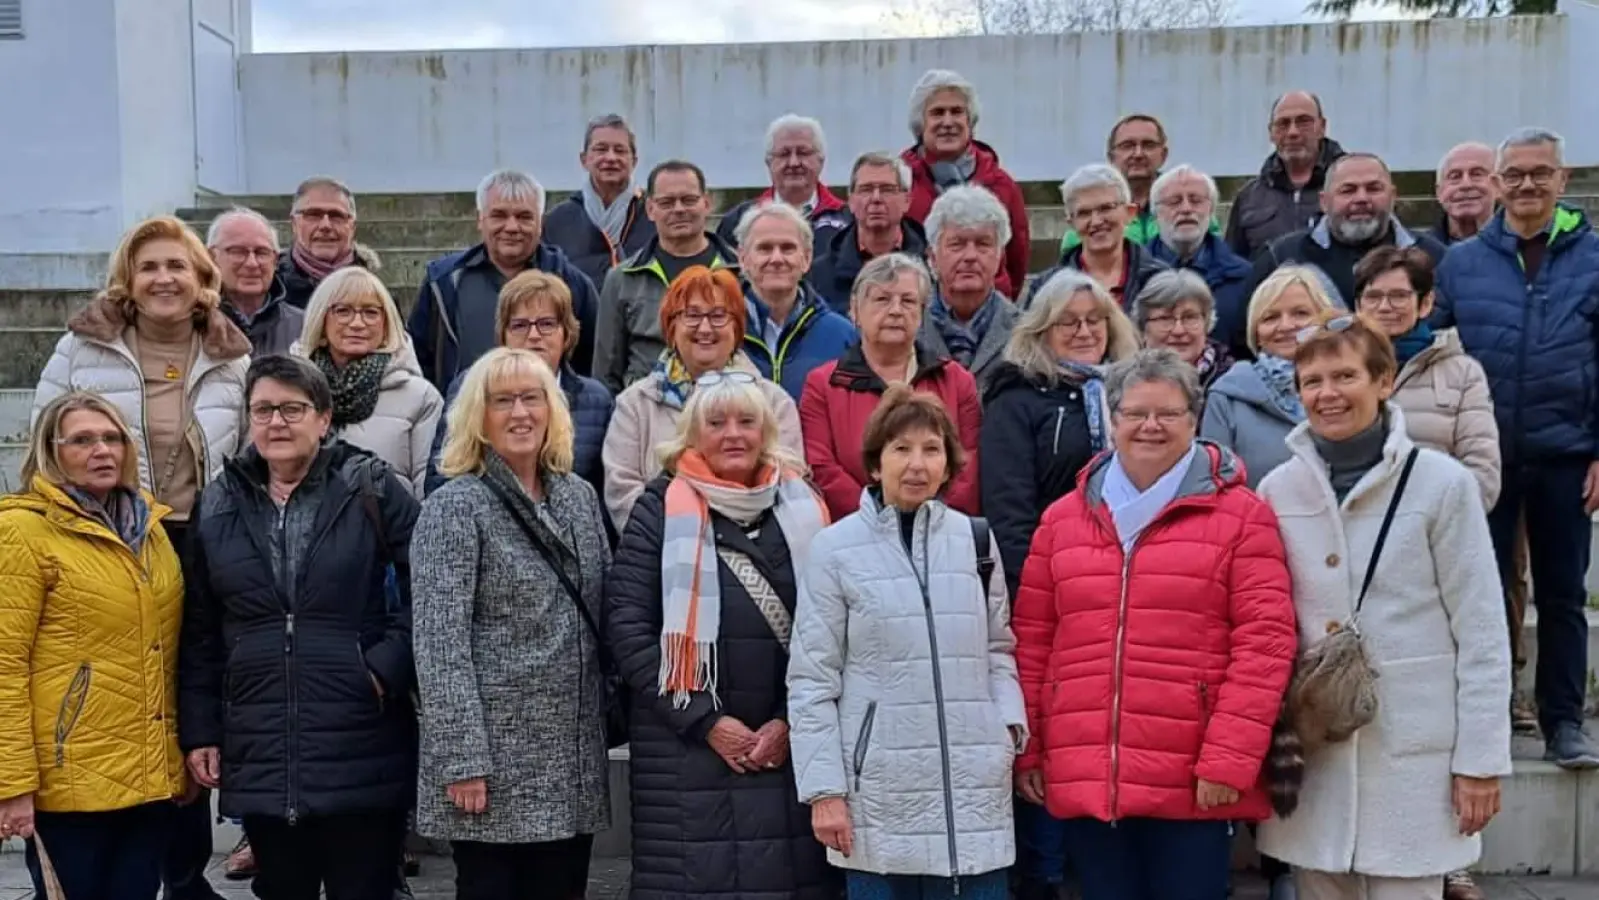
[32,296,250,492]
[788,489,1027,879]
[1256,405,1512,878]
[294,339,442,498]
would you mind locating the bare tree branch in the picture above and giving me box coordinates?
[884,0,1236,36]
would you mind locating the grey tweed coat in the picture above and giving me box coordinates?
[411,461,613,843]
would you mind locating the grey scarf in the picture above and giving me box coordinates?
[581,179,634,246]
[930,148,978,195]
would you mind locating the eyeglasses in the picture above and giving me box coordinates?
[1071,202,1125,224]
[218,246,277,264]
[1112,139,1165,155]
[1499,167,1559,187]
[1271,114,1319,133]
[249,402,315,424]
[507,317,562,337]
[1052,314,1108,333]
[488,391,547,413]
[1296,315,1357,344]
[1357,288,1417,309]
[1114,408,1191,425]
[852,184,905,198]
[679,308,732,329]
[694,371,758,388]
[55,432,127,449]
[293,208,352,225]
[1145,311,1207,332]
[329,304,384,324]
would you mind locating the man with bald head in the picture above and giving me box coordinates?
[1433,141,1501,245]
[1225,91,1346,260]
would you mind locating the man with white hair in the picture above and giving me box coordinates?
[916,184,1020,392]
[809,151,929,314]
[900,68,1030,300]
[206,208,305,358]
[737,203,856,400]
[408,168,599,388]
[277,176,380,308]
[1146,165,1252,349]
[714,113,847,249]
[1436,126,1599,771]
[1433,141,1501,245]
[1025,164,1168,314]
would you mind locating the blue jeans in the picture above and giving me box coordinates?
[1015,799,1067,883]
[24,802,172,900]
[1489,459,1593,732]
[1059,818,1233,900]
[845,869,1009,900]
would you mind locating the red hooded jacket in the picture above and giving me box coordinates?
[902,140,1032,301]
[1013,441,1296,823]
[799,341,981,519]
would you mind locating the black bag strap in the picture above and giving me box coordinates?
[480,476,612,665]
[1354,448,1419,615]
[358,464,388,563]
[970,516,995,596]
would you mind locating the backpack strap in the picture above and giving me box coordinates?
[970,515,995,596]
[358,463,388,563]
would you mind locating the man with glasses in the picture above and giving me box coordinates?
[207,208,304,358]
[1225,91,1347,261]
[1061,114,1195,254]
[594,159,739,393]
[1146,165,1253,352]
[277,176,378,309]
[715,114,847,250]
[1436,126,1599,770]
[808,151,928,314]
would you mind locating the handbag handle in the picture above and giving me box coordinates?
[480,476,614,667]
[1353,448,1419,616]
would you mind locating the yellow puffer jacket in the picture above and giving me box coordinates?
[0,476,187,812]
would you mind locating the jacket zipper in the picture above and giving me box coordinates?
[1108,546,1138,821]
[911,522,961,892]
[852,700,879,793]
[53,663,92,768]
[1051,406,1065,455]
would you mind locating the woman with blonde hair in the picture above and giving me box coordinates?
[32,214,249,897]
[412,348,613,900]
[295,267,442,497]
[1,392,187,900]
[606,374,837,900]
[1200,265,1338,489]
[602,265,800,530]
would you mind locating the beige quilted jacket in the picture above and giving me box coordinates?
[1390,329,1501,510]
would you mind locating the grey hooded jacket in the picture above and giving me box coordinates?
[1199,360,1303,489]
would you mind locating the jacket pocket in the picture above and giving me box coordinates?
[1374,655,1457,757]
[54,663,92,768]
[1196,682,1213,733]
[852,700,879,794]
[356,640,384,714]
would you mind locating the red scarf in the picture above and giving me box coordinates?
[291,242,356,284]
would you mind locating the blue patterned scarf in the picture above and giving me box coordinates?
[1060,361,1110,454]
[928,291,999,367]
[1251,353,1305,421]
[64,484,151,556]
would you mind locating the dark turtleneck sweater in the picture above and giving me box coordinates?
[1311,413,1388,503]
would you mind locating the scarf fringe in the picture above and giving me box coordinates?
[659,634,721,710]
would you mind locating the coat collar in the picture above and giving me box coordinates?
[68,292,251,363]
[1283,402,1417,509]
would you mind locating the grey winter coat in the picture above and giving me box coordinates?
[788,489,1027,879]
[1199,361,1302,489]
[916,291,1019,397]
[411,460,613,844]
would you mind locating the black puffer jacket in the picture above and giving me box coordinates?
[978,361,1097,598]
[178,441,420,820]
[605,477,838,900]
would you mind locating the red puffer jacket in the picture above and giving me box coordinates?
[1013,440,1296,823]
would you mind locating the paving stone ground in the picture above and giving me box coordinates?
[2,849,1598,900]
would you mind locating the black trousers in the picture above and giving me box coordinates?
[242,812,407,900]
[451,834,595,900]
[25,802,172,900]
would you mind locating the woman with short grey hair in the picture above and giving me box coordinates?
[900,68,1030,299]
[1132,269,1235,392]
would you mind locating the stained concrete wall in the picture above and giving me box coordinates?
[239,10,1591,196]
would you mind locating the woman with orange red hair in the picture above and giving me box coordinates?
[600,265,801,531]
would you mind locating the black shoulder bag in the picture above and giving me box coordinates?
[481,477,629,748]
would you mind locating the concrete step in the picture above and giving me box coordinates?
[0,253,109,291]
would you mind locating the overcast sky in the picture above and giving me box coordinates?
[252,0,1407,53]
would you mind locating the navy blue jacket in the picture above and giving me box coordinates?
[424,363,614,498]
[542,192,656,290]
[407,243,599,390]
[1147,233,1255,348]
[1435,206,1599,464]
[743,283,858,401]
[806,216,929,315]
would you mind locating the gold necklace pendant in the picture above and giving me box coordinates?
[164,362,182,381]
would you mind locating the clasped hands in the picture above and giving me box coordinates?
[707,716,788,774]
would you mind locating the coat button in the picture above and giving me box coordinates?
[1325,553,1340,567]
[153,713,164,721]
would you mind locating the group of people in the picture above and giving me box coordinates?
[0,60,1595,900]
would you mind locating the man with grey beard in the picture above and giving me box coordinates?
[1146,164,1253,355]
[1240,153,1446,341]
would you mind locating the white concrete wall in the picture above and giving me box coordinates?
[240,14,1584,195]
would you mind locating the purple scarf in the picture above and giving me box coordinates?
[291,243,356,284]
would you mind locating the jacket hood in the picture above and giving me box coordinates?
[1208,358,1302,425]
[0,476,170,531]
[829,338,953,392]
[1078,439,1247,508]
[1259,138,1346,192]
[1307,214,1424,253]
[1478,203,1593,257]
[68,292,252,362]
